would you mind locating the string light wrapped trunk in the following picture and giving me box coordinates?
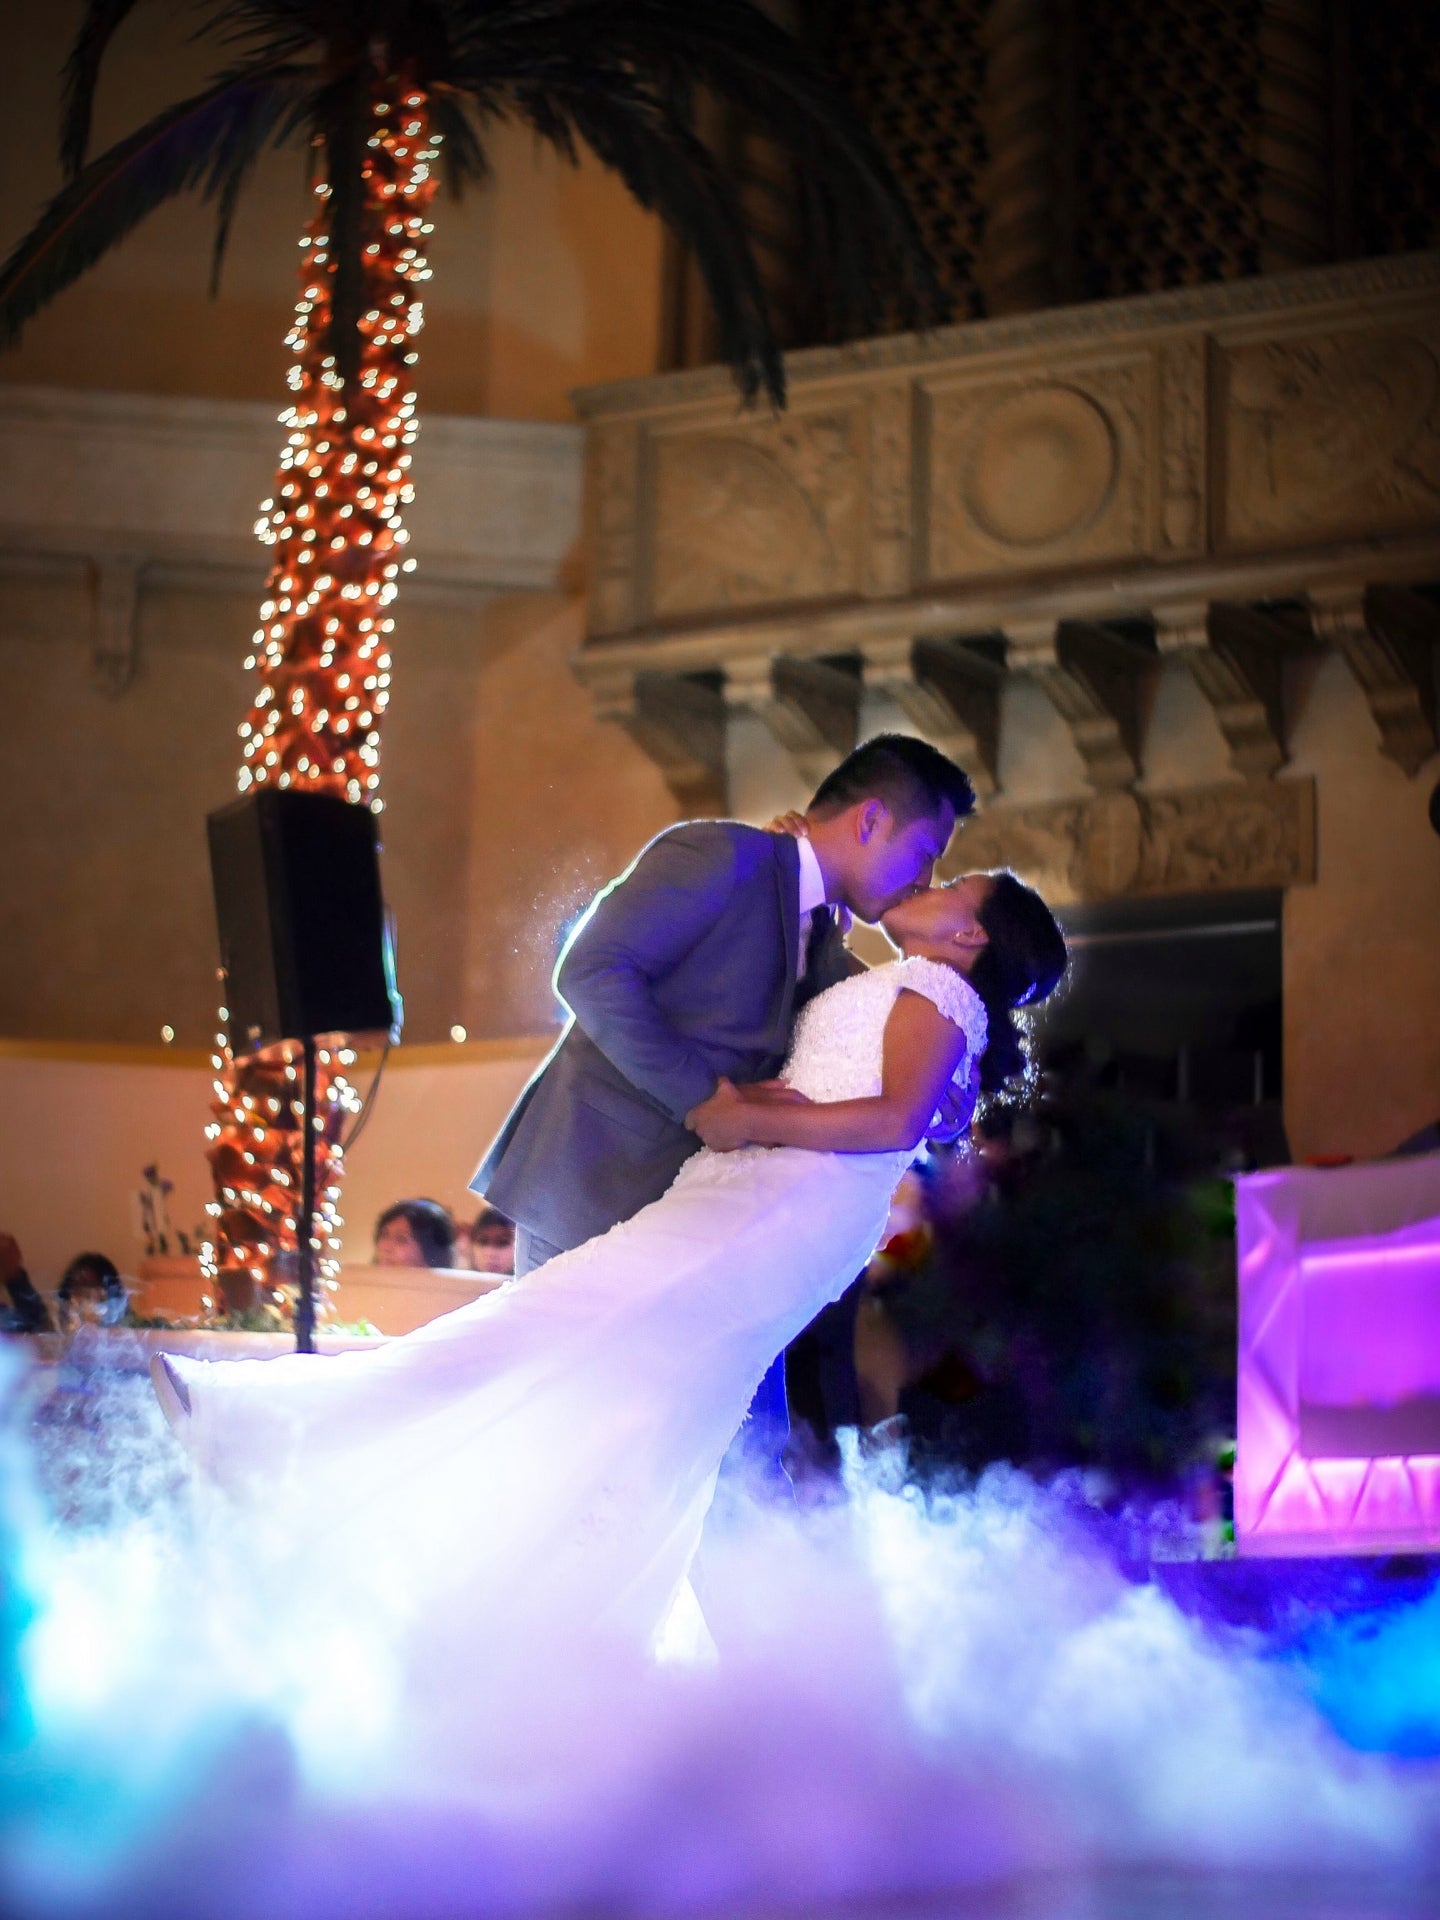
[202,85,439,1319]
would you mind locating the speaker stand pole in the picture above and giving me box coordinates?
[296,1034,318,1356]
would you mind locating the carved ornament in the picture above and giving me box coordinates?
[89,555,142,698]
[725,653,861,789]
[1156,600,1311,778]
[861,635,1003,795]
[588,666,728,814]
[924,362,1146,581]
[944,777,1316,905]
[1221,327,1440,549]
[649,408,863,619]
[1006,617,1154,790]
[1312,585,1440,778]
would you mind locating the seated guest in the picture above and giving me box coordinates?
[465,1206,516,1278]
[58,1251,128,1329]
[373,1198,456,1269]
[0,1232,55,1334]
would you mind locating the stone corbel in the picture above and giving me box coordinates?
[1007,617,1152,789]
[725,653,861,789]
[861,635,1003,795]
[1312,585,1439,778]
[589,666,728,814]
[89,554,143,697]
[1157,599,1290,778]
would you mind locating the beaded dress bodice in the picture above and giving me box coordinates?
[782,956,988,1105]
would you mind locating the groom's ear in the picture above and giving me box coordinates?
[853,798,890,844]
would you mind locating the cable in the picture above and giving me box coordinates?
[341,1034,391,1153]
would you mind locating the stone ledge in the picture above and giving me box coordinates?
[0,382,583,598]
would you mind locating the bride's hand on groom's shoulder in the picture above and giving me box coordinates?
[764,810,809,839]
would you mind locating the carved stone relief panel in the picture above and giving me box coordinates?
[921,355,1150,582]
[586,420,641,638]
[943,777,1315,906]
[1220,325,1440,550]
[648,403,865,620]
[865,384,914,597]
[1156,335,1208,557]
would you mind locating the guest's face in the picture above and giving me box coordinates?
[468,1223,515,1276]
[374,1218,428,1267]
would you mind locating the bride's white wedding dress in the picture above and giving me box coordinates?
[167,957,986,1736]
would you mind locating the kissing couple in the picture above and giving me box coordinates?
[153,735,1066,1686]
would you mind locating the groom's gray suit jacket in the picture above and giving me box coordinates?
[471,821,855,1253]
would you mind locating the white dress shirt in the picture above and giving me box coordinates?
[795,833,830,979]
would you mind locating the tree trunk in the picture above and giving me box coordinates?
[204,80,439,1322]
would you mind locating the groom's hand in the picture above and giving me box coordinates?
[686,1078,752,1152]
[748,1078,810,1103]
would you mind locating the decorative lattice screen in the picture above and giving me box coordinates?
[1353,0,1440,258]
[1071,0,1263,302]
[814,0,989,332]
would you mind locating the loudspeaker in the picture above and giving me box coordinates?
[207,791,397,1053]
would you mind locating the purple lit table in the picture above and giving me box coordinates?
[1235,1151,1440,1556]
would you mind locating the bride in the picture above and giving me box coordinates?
[152,870,1065,1711]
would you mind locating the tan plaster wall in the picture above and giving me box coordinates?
[461,593,680,1039]
[1282,653,1440,1162]
[0,573,682,1048]
[0,1043,544,1294]
[0,576,434,1046]
[0,5,663,420]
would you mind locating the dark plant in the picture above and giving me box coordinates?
[0,0,940,403]
[892,1089,1238,1488]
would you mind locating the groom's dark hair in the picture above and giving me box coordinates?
[809,733,975,825]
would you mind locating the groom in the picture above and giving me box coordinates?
[472,733,976,1277]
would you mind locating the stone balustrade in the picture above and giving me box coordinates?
[571,252,1440,903]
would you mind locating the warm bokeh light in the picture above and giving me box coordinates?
[204,88,438,1315]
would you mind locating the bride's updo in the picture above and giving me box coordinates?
[969,871,1067,1092]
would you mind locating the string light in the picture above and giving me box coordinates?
[204,84,438,1317]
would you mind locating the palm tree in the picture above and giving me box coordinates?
[0,0,937,1317]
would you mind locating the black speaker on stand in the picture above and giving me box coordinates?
[207,790,400,1351]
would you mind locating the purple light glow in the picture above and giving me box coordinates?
[1235,1153,1440,1556]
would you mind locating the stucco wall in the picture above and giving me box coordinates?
[0,1041,546,1296]
[1282,653,1440,1161]
[0,571,679,1048]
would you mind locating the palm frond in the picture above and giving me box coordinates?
[208,81,316,295]
[507,75,783,403]
[0,65,307,351]
[427,87,491,199]
[441,0,942,375]
[598,2,944,330]
[60,0,147,176]
[43,0,944,409]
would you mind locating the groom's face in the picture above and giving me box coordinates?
[848,800,956,921]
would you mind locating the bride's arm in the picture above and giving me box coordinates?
[690,992,970,1155]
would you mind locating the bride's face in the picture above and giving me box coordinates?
[880,874,994,958]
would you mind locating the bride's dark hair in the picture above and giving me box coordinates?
[969,870,1067,1093]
